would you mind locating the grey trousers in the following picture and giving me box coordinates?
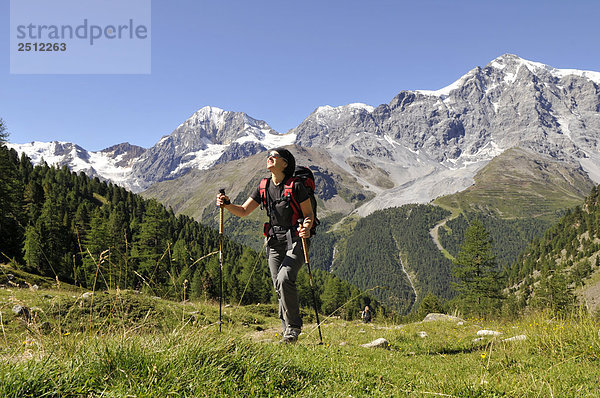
[266,237,307,331]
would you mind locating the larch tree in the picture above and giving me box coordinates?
[452,219,504,316]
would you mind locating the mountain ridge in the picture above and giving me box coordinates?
[7,54,600,217]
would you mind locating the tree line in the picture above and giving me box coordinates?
[507,185,600,314]
[0,124,379,320]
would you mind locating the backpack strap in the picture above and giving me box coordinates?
[284,177,302,226]
[259,178,270,217]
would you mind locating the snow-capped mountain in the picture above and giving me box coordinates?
[127,106,295,191]
[8,107,295,192]
[291,54,600,214]
[7,55,600,215]
[6,141,146,188]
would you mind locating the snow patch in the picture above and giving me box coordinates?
[7,141,71,165]
[453,141,503,168]
[315,103,374,115]
[416,69,476,97]
[169,144,228,176]
[554,114,573,140]
[494,54,600,85]
[384,135,398,148]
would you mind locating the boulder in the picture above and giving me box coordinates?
[361,338,390,349]
[477,330,502,337]
[12,304,29,318]
[423,313,463,323]
[503,335,527,342]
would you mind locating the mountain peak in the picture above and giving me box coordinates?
[196,105,226,116]
[417,54,600,99]
[488,54,600,84]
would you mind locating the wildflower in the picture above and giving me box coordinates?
[481,353,487,359]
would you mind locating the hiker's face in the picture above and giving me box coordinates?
[267,151,287,172]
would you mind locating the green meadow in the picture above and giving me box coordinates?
[1,286,599,397]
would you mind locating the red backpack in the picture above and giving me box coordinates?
[259,166,319,236]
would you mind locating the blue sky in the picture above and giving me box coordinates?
[2,0,599,151]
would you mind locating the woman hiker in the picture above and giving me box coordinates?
[216,148,314,343]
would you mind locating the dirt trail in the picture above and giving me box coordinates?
[429,216,455,261]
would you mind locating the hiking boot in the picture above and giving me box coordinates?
[280,327,301,343]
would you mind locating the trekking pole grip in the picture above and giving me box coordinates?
[298,218,310,265]
[301,237,310,265]
[219,189,225,235]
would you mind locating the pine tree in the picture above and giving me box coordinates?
[132,199,170,289]
[23,221,44,273]
[37,184,70,280]
[321,276,347,317]
[532,263,575,313]
[0,121,25,261]
[415,292,444,320]
[452,219,504,316]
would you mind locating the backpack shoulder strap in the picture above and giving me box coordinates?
[284,177,302,225]
[259,178,270,215]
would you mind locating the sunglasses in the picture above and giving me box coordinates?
[267,151,281,159]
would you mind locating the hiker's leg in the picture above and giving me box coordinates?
[277,240,306,330]
[267,241,286,331]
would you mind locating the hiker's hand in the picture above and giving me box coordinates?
[216,193,230,207]
[298,220,311,238]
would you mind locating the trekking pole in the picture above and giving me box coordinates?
[218,188,226,333]
[299,218,323,344]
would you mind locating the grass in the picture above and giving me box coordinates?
[1,286,600,397]
[433,147,594,221]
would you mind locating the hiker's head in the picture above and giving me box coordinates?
[268,148,295,178]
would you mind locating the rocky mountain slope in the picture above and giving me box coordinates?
[142,145,372,222]
[292,54,600,215]
[434,147,596,219]
[127,106,295,191]
[8,54,600,216]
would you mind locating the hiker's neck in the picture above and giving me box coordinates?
[271,170,286,185]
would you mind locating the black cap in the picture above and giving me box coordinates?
[271,147,295,178]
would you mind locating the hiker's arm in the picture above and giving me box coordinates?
[298,198,314,238]
[216,194,259,217]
